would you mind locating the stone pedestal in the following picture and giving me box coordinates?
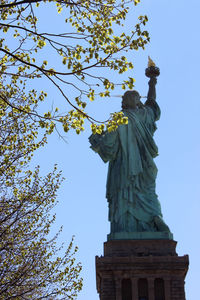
[96,240,189,300]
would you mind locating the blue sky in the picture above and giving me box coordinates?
[31,0,200,299]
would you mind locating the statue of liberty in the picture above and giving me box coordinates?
[89,61,172,240]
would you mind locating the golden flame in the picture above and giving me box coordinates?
[148,56,156,67]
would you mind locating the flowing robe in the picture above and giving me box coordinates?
[89,101,165,233]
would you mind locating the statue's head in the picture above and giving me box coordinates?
[122,90,142,109]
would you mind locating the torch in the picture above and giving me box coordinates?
[145,56,160,78]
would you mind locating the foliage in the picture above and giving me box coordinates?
[0,99,83,299]
[0,1,149,297]
[0,0,150,296]
[0,0,149,134]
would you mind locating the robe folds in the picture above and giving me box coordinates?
[89,101,165,233]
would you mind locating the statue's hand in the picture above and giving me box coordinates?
[148,77,157,86]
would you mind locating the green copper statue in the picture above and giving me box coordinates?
[89,62,173,240]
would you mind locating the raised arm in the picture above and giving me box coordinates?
[146,77,157,102]
[144,77,160,121]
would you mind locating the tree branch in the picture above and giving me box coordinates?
[0,0,80,9]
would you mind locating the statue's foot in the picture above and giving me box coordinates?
[153,216,171,232]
